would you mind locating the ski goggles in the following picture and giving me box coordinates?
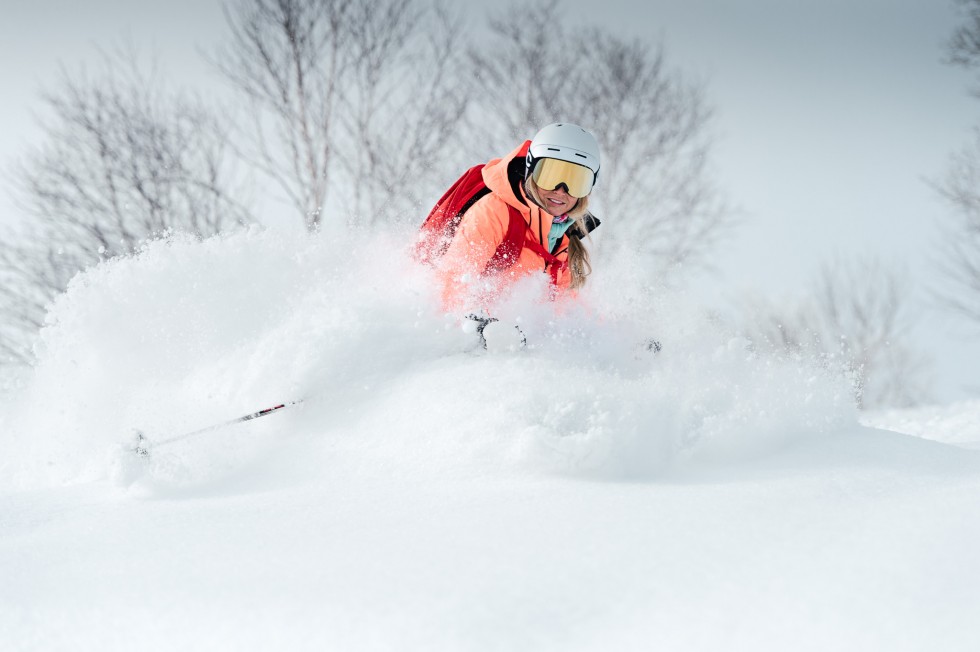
[530,157,596,198]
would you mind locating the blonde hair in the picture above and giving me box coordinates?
[524,179,593,289]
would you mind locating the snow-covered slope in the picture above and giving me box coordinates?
[2,229,979,651]
[863,400,980,448]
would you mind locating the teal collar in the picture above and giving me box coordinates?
[548,216,575,253]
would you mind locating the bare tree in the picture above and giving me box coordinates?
[933,131,980,324]
[469,0,730,278]
[336,1,470,224]
[738,258,933,410]
[936,0,980,327]
[0,48,249,366]
[948,0,980,82]
[214,0,469,230]
[214,0,351,231]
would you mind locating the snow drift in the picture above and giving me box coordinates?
[0,227,856,492]
[4,227,980,652]
[863,400,980,447]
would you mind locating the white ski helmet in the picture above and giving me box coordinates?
[526,122,601,182]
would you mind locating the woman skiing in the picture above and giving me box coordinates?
[419,122,601,327]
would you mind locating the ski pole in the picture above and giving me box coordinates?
[133,400,303,457]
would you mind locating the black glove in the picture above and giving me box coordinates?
[464,313,526,351]
[464,313,497,349]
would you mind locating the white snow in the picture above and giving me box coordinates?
[862,400,980,449]
[2,228,979,651]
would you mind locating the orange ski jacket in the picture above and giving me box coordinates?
[437,142,574,312]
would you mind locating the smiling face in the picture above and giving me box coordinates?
[534,183,578,217]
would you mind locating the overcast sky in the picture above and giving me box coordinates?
[2,0,979,401]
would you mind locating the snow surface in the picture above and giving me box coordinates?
[2,228,980,651]
[862,400,980,449]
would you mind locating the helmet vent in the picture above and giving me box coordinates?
[574,153,587,158]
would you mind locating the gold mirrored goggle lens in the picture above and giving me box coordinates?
[531,158,594,198]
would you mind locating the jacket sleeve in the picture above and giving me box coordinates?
[435,194,510,313]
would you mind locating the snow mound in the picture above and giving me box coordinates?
[0,228,857,492]
[862,399,980,448]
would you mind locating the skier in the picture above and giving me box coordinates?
[418,123,601,347]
